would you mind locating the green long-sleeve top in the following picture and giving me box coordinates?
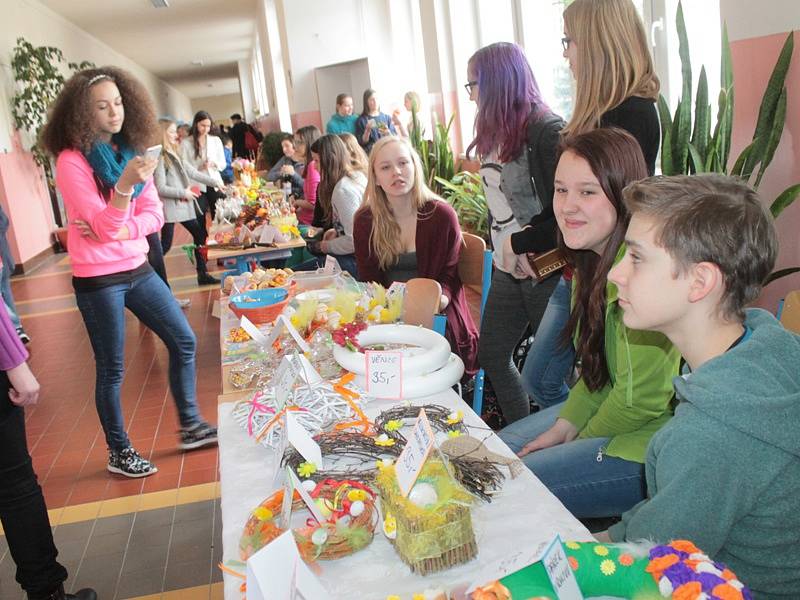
[558,245,681,463]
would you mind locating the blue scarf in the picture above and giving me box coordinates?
[84,134,145,198]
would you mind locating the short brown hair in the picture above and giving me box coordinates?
[623,174,777,321]
[41,66,158,156]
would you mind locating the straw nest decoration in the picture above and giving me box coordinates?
[375,460,478,575]
[281,404,507,501]
[239,479,378,562]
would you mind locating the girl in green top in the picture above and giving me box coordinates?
[498,128,680,518]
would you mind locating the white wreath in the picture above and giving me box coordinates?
[332,324,451,377]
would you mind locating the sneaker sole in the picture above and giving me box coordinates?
[179,436,219,451]
[107,464,158,478]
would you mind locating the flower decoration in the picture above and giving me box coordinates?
[600,559,616,576]
[385,419,403,432]
[383,513,397,539]
[594,545,609,556]
[297,462,318,477]
[331,321,367,352]
[619,553,634,567]
[447,430,462,438]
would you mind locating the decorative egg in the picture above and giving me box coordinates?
[383,514,397,539]
[301,479,316,492]
[408,482,438,508]
[311,528,328,546]
[349,500,365,516]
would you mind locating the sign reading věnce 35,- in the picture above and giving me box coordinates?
[365,350,403,399]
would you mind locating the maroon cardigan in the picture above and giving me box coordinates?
[353,200,478,375]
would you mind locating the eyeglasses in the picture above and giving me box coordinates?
[464,80,478,95]
[561,37,572,51]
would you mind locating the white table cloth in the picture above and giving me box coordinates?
[219,389,594,599]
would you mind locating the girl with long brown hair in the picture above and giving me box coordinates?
[41,67,217,479]
[497,128,680,519]
[353,136,478,374]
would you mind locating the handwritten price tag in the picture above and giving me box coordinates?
[265,315,311,354]
[240,315,269,347]
[543,535,583,599]
[323,255,339,274]
[365,350,403,399]
[395,408,435,496]
[274,354,302,408]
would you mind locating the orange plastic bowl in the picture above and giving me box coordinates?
[228,288,289,324]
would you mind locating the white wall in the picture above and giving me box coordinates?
[0,0,194,153]
[720,0,800,42]
[190,93,244,126]
[314,59,371,129]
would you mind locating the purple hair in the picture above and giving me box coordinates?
[465,42,549,163]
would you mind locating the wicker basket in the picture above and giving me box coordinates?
[376,461,477,575]
[228,288,289,324]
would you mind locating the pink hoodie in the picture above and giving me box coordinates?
[56,149,165,277]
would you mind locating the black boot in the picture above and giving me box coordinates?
[30,584,97,600]
[197,273,220,286]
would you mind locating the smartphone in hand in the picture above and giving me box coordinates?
[143,145,162,161]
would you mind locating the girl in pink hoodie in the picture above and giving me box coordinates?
[41,67,217,478]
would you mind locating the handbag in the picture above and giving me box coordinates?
[526,248,567,283]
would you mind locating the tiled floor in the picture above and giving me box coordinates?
[0,228,225,599]
[0,228,482,599]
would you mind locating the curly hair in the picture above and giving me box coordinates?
[41,66,158,156]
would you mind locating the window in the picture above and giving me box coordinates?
[251,34,270,116]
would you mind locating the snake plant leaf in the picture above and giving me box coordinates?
[659,99,675,175]
[690,66,710,165]
[754,86,788,188]
[688,143,707,174]
[770,184,800,219]
[730,141,755,178]
[716,25,734,170]
[765,267,800,286]
[670,0,692,174]
[741,31,794,180]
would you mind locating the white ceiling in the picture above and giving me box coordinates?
[40,0,258,98]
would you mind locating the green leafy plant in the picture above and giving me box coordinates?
[260,131,290,169]
[434,171,488,240]
[409,104,455,195]
[658,4,798,283]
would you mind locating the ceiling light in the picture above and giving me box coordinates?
[151,0,169,8]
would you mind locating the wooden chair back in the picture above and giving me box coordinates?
[458,233,487,288]
[780,290,800,334]
[403,278,442,329]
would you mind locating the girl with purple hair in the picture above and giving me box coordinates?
[467,42,564,425]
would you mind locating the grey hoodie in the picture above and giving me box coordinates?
[609,309,800,598]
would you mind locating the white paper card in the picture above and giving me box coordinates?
[265,315,311,354]
[259,224,277,244]
[365,350,403,399]
[543,535,583,600]
[240,315,269,347]
[245,531,328,600]
[280,467,294,528]
[271,413,288,488]
[387,281,406,298]
[323,255,339,274]
[466,539,551,594]
[286,412,323,467]
[275,355,301,407]
[395,408,435,496]
[288,468,325,523]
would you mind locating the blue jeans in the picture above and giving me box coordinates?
[521,275,575,408]
[75,269,202,451]
[498,403,646,518]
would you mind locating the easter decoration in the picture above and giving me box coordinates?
[472,539,752,600]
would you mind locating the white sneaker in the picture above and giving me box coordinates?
[175,297,191,308]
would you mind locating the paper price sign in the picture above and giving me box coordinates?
[265,314,311,354]
[323,255,339,274]
[275,354,302,407]
[395,408,435,496]
[365,351,403,399]
[240,315,269,347]
[543,535,583,600]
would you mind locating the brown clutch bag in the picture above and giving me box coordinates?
[526,248,567,283]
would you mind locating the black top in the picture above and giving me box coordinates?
[600,96,660,176]
[72,261,152,292]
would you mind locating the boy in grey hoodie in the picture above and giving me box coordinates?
[602,174,800,598]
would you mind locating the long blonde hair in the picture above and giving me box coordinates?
[359,137,439,270]
[158,118,180,157]
[563,0,659,136]
[337,133,369,175]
